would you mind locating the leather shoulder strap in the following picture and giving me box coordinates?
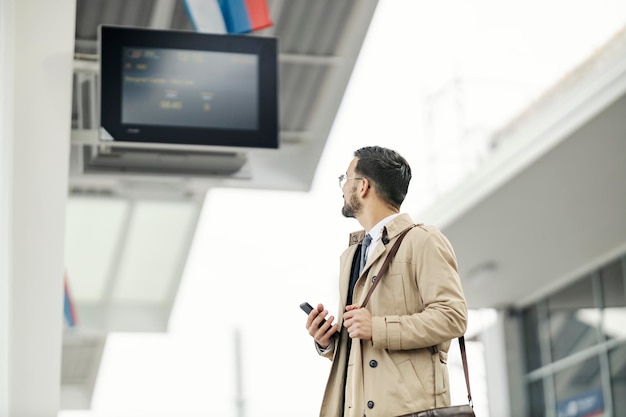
[459,336,473,406]
[359,224,415,308]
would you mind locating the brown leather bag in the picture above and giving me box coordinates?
[399,402,475,417]
[360,225,476,417]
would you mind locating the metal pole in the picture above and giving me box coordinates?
[235,328,245,417]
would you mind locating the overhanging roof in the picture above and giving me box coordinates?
[418,28,626,309]
[62,1,380,409]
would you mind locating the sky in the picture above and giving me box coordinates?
[61,1,626,416]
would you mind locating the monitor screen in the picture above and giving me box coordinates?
[99,25,278,149]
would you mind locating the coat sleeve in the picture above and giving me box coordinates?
[315,339,335,360]
[371,229,468,351]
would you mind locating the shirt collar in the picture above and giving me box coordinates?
[367,213,401,244]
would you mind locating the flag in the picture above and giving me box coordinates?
[184,0,273,34]
[184,0,227,33]
[219,0,273,33]
[64,273,78,327]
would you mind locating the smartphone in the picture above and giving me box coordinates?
[300,302,328,328]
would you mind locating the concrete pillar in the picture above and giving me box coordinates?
[481,308,530,417]
[481,309,512,417]
[1,1,15,415]
[1,0,76,416]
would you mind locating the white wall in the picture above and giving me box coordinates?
[2,0,76,416]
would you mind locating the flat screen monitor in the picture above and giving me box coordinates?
[99,25,278,149]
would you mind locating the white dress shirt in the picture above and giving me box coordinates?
[363,213,401,261]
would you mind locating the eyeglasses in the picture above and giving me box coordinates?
[338,174,364,189]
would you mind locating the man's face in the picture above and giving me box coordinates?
[341,158,362,218]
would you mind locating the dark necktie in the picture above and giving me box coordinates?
[359,234,372,275]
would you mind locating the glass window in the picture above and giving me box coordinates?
[65,197,130,303]
[113,200,197,303]
[64,196,199,331]
[548,276,599,362]
[528,379,546,417]
[609,342,626,417]
[523,305,543,371]
[523,256,626,417]
[600,259,626,341]
[554,355,604,417]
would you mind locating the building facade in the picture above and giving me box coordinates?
[420,27,626,417]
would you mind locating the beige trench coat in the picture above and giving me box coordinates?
[317,214,467,417]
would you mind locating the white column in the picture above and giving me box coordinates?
[0,0,15,415]
[481,311,511,417]
[3,0,76,416]
[481,309,529,417]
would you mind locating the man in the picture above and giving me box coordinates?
[305,146,467,417]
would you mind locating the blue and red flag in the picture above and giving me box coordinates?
[184,0,273,34]
[64,273,78,327]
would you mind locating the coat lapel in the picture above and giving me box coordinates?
[359,213,415,275]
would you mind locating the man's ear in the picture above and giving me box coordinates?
[359,178,371,197]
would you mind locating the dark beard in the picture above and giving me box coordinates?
[341,191,361,218]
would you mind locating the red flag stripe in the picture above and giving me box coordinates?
[244,0,273,31]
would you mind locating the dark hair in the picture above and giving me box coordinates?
[354,146,412,209]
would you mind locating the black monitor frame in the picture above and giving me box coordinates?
[99,25,278,149]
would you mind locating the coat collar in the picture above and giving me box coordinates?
[347,213,415,247]
[346,213,417,280]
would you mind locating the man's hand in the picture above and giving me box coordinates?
[305,303,338,348]
[343,305,372,340]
